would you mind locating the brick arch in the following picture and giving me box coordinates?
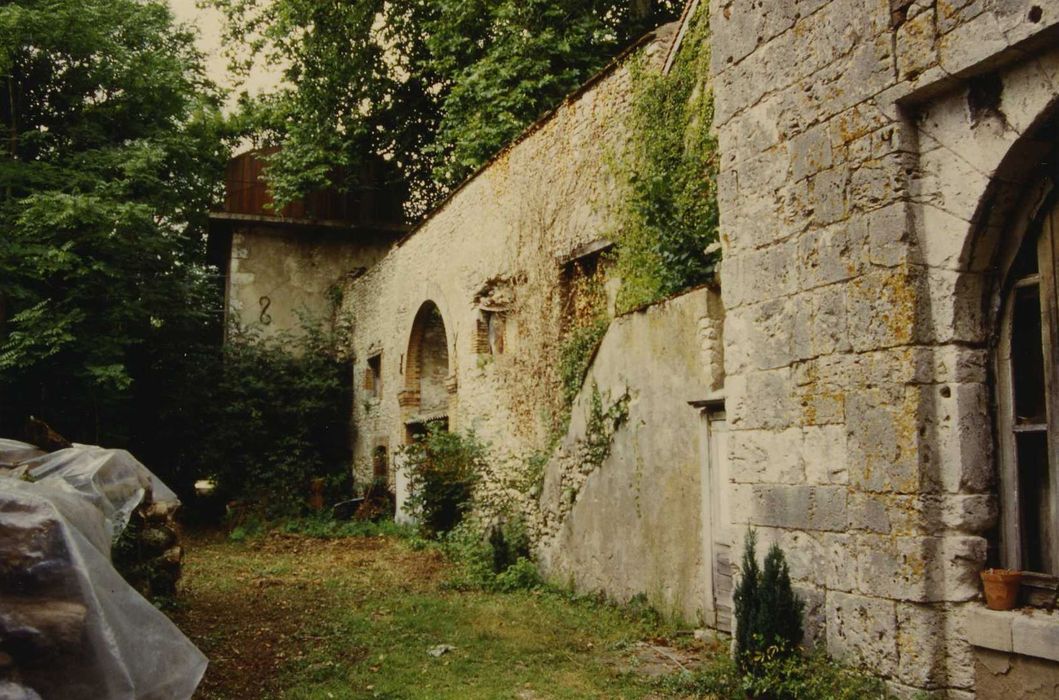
[402,300,452,418]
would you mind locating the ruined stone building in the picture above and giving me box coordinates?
[215,1,1059,695]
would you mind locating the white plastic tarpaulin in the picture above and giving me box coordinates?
[0,441,206,700]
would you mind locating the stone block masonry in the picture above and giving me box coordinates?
[710,0,1059,694]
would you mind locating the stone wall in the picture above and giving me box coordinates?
[537,286,725,622]
[709,0,1059,695]
[225,224,394,337]
[343,28,677,499]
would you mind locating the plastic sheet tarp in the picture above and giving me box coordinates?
[0,443,206,700]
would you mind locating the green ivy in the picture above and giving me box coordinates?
[558,318,610,412]
[611,6,719,313]
[583,382,630,471]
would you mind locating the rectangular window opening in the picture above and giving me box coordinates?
[366,353,382,397]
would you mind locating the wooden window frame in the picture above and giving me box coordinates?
[996,198,1059,594]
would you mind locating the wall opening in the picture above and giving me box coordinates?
[403,301,452,417]
[364,352,383,398]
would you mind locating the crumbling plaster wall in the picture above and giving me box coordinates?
[710,0,1059,695]
[227,225,393,337]
[537,286,725,622]
[344,29,678,495]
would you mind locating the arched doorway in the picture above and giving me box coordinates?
[401,301,452,440]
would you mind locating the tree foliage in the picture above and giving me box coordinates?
[209,0,684,218]
[0,0,229,463]
[734,530,805,676]
[197,319,354,516]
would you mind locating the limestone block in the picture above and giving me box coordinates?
[750,484,812,530]
[936,493,997,534]
[896,8,938,81]
[824,533,857,592]
[727,482,755,526]
[810,167,849,225]
[848,153,911,214]
[938,11,1010,75]
[791,292,815,362]
[743,298,796,370]
[1012,613,1059,663]
[797,218,867,290]
[846,387,921,494]
[846,266,922,353]
[854,535,986,602]
[867,201,912,268]
[999,47,1059,136]
[810,285,852,357]
[729,427,804,484]
[793,356,848,427]
[896,603,948,688]
[724,241,800,306]
[777,530,828,586]
[741,368,796,430]
[935,0,989,35]
[847,491,893,533]
[790,124,834,182]
[795,584,827,646]
[750,484,847,532]
[917,382,994,494]
[944,613,977,690]
[826,591,899,676]
[803,424,848,484]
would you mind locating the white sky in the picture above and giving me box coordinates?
[167,0,284,108]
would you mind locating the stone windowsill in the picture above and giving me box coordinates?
[966,606,1059,662]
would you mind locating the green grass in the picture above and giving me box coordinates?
[176,530,695,699]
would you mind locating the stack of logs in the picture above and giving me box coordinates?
[113,499,184,599]
[0,491,103,698]
[0,422,186,697]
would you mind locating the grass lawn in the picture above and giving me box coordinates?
[174,530,720,700]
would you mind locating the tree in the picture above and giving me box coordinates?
[733,530,805,675]
[209,0,684,219]
[0,0,228,463]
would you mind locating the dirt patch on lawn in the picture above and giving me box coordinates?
[174,532,447,698]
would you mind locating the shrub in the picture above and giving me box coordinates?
[658,647,891,700]
[440,517,541,592]
[734,530,804,675]
[197,317,353,518]
[400,425,485,537]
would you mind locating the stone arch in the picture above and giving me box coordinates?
[910,54,1059,575]
[401,300,454,421]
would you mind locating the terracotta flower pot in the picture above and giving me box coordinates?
[981,568,1022,610]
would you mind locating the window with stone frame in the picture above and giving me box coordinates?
[996,196,1059,583]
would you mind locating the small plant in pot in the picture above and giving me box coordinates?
[981,568,1022,610]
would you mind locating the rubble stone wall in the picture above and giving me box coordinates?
[344,29,677,500]
[709,0,1059,695]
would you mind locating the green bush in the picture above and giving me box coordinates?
[440,518,542,592]
[400,425,485,537]
[199,317,354,518]
[659,647,891,700]
[734,530,804,675]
